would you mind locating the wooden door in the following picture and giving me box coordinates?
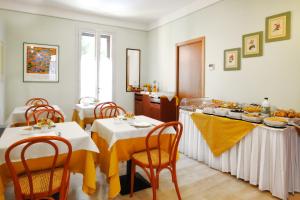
[176,37,205,100]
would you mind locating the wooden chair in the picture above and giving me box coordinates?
[93,102,123,119]
[25,105,55,124]
[100,105,126,118]
[25,98,49,106]
[27,108,65,126]
[130,121,183,200]
[5,136,72,200]
[78,97,98,104]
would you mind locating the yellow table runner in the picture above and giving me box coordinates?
[91,132,173,199]
[72,110,95,129]
[0,150,97,200]
[190,113,256,157]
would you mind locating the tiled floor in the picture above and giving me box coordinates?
[6,154,298,200]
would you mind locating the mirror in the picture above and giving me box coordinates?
[126,48,141,92]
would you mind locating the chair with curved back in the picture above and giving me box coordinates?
[130,121,183,200]
[5,136,72,200]
[25,98,49,106]
[94,102,124,119]
[27,108,65,126]
[100,105,126,118]
[25,105,55,125]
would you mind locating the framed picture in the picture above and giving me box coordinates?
[23,43,59,82]
[265,11,291,42]
[224,48,241,71]
[242,31,263,58]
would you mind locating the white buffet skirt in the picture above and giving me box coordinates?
[179,109,300,200]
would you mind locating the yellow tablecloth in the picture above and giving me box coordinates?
[191,113,256,157]
[72,110,95,129]
[91,132,173,199]
[0,150,97,200]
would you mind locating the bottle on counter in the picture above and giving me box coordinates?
[152,80,157,93]
[261,97,271,117]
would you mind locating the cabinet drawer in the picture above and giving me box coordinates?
[135,101,143,115]
[150,103,160,120]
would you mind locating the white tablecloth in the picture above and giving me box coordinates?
[179,109,300,200]
[0,122,99,165]
[7,105,65,126]
[75,104,96,120]
[91,115,174,149]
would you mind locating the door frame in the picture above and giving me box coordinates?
[176,36,205,98]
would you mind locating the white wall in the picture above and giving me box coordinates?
[0,9,147,121]
[0,19,5,126]
[147,0,300,110]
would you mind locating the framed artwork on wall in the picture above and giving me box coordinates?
[265,11,291,42]
[242,31,263,58]
[224,48,241,71]
[23,43,59,82]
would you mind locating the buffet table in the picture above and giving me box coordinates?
[179,109,300,200]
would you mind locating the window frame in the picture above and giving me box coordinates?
[77,28,115,102]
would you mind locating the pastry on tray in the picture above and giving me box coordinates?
[243,105,262,113]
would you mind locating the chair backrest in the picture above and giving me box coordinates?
[79,97,98,104]
[94,102,120,119]
[5,136,72,200]
[27,108,64,125]
[25,105,55,123]
[25,98,49,106]
[100,105,126,118]
[145,121,183,169]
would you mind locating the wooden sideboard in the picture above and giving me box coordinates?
[134,93,177,122]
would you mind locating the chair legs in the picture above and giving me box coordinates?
[130,163,136,197]
[130,164,181,200]
[172,166,181,200]
[150,177,157,200]
[155,169,160,189]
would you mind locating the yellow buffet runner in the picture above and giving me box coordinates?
[191,113,256,157]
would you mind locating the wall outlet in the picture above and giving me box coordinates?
[208,64,215,71]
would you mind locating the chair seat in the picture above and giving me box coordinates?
[132,149,170,167]
[18,168,64,196]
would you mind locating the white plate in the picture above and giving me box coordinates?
[263,118,287,128]
[242,114,263,123]
[214,108,229,117]
[130,121,152,128]
[264,121,287,128]
[288,118,300,126]
[227,111,243,119]
[203,107,214,115]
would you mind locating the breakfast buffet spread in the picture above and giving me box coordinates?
[180,97,300,128]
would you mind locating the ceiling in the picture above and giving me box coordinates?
[0,0,222,30]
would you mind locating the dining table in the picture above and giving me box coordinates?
[0,122,99,200]
[179,109,300,200]
[72,103,96,128]
[7,105,65,127]
[90,115,175,199]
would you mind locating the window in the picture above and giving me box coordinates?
[80,32,113,102]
